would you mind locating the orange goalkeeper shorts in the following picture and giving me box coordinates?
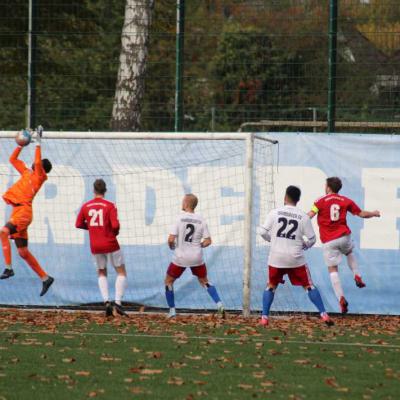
[8,205,33,240]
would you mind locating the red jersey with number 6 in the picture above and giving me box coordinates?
[75,198,120,254]
[311,194,361,243]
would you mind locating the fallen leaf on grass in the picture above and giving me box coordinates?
[140,369,163,375]
[199,371,211,376]
[147,351,162,359]
[88,392,97,398]
[238,384,253,390]
[192,380,206,385]
[253,371,265,379]
[129,387,144,394]
[62,358,76,363]
[260,381,274,387]
[168,377,184,386]
[185,355,202,360]
[325,377,338,388]
[294,359,311,365]
[75,371,91,377]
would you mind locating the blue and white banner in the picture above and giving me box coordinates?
[0,133,398,315]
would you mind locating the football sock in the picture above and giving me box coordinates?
[346,253,360,277]
[115,275,127,305]
[329,271,344,300]
[206,284,221,304]
[165,285,175,308]
[307,287,326,314]
[98,276,109,302]
[262,288,275,317]
[1,232,11,267]
[23,251,47,280]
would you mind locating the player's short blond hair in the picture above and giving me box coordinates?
[184,194,198,210]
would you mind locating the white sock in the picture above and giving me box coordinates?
[346,253,360,277]
[329,271,344,300]
[98,276,109,302]
[115,275,127,305]
[216,301,223,309]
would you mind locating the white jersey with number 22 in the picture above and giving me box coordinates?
[259,205,316,268]
[170,211,210,267]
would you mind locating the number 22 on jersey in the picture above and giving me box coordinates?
[88,209,104,226]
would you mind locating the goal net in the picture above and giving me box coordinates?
[0,132,290,315]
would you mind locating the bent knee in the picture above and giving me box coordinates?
[17,248,29,259]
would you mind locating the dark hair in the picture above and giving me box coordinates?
[94,179,107,195]
[286,185,301,204]
[42,159,52,173]
[326,177,342,193]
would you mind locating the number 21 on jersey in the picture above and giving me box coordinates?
[88,209,104,226]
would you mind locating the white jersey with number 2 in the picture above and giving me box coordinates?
[170,211,211,267]
[259,205,316,268]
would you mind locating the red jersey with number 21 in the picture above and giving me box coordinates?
[312,194,361,244]
[75,198,120,254]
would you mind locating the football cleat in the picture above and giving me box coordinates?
[217,305,226,319]
[167,308,176,319]
[339,296,348,314]
[259,316,269,327]
[321,312,334,327]
[105,301,113,317]
[40,276,54,296]
[354,275,366,288]
[113,303,127,317]
[0,268,14,280]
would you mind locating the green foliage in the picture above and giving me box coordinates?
[0,0,399,131]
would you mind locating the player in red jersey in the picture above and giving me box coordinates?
[76,179,127,317]
[308,177,380,313]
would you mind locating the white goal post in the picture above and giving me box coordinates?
[0,131,278,316]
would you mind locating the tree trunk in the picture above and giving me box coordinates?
[111,0,153,131]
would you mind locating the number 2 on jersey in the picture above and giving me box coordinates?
[276,217,298,240]
[184,223,195,242]
[330,204,340,221]
[88,209,104,227]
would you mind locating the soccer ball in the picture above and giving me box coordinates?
[15,129,32,147]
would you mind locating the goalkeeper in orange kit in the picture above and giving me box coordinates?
[0,129,54,296]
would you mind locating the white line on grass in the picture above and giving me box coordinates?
[2,329,400,349]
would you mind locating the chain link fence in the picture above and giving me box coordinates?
[1,0,399,132]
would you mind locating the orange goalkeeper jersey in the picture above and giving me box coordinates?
[3,146,48,206]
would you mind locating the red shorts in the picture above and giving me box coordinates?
[167,263,207,279]
[268,265,313,287]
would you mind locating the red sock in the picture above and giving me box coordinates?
[24,251,47,279]
[1,232,12,266]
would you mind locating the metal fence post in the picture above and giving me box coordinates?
[27,0,37,129]
[327,0,338,133]
[174,0,185,132]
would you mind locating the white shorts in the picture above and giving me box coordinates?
[93,250,125,270]
[322,235,354,267]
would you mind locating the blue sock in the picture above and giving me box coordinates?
[165,286,175,308]
[262,288,275,316]
[308,287,326,314]
[206,285,221,304]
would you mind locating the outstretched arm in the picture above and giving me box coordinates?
[9,146,27,175]
[359,210,380,218]
[33,143,45,176]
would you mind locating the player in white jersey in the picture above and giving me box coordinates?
[164,194,225,318]
[258,186,333,327]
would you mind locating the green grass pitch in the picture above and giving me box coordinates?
[0,310,399,400]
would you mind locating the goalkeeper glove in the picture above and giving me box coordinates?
[35,125,43,144]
